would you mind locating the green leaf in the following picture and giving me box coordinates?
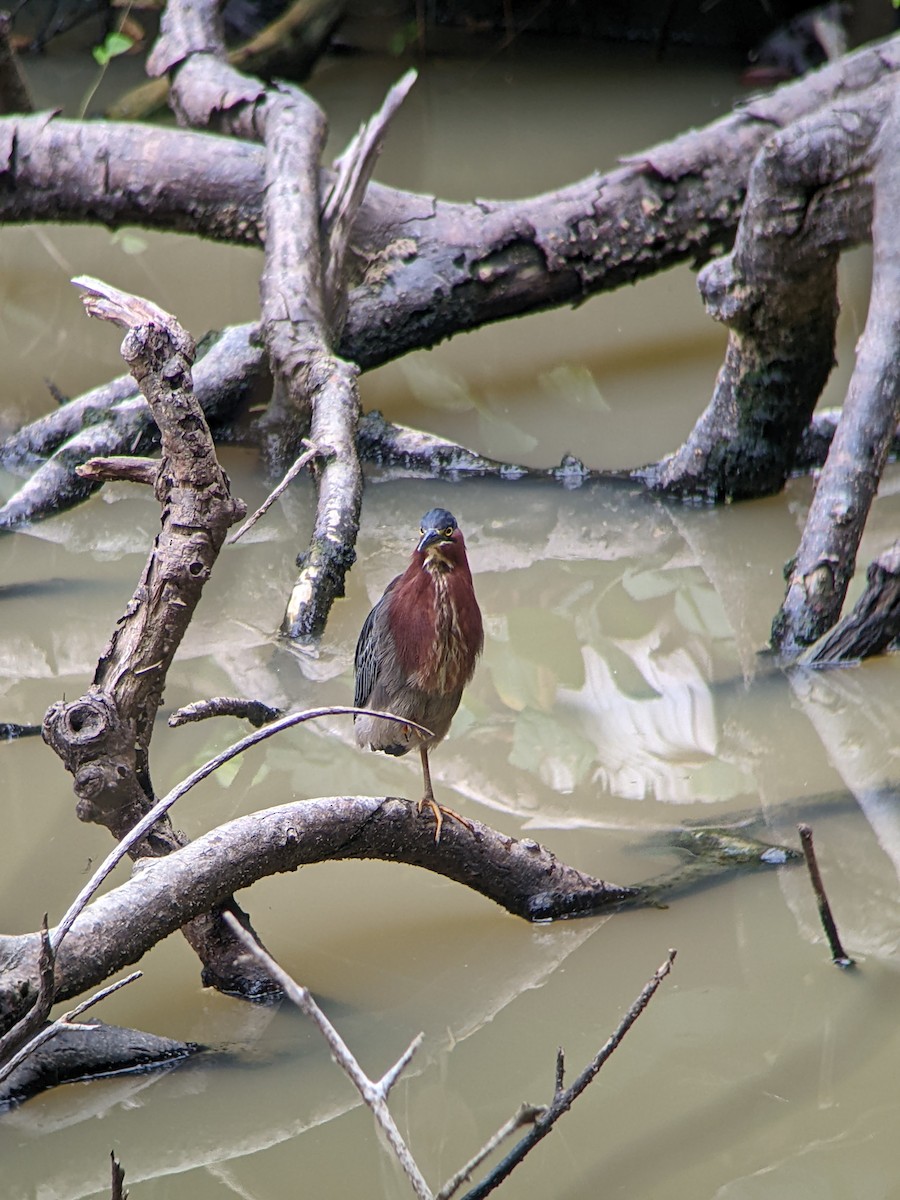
[92,31,133,66]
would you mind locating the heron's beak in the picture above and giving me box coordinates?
[417,528,442,553]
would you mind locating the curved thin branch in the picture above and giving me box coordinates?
[50,705,434,958]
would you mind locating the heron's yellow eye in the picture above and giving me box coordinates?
[442,526,453,537]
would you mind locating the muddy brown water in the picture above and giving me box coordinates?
[1,32,898,1200]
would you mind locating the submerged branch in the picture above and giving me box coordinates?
[797,824,854,967]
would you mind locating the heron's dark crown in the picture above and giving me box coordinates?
[420,508,457,535]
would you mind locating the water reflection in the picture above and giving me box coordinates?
[1,35,899,1200]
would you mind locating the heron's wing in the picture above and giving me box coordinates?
[353,576,399,708]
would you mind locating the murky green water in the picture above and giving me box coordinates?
[1,30,898,1200]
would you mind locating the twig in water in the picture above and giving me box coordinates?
[456,950,677,1200]
[797,824,855,968]
[110,1150,128,1200]
[222,912,433,1200]
[227,439,319,544]
[436,1104,545,1200]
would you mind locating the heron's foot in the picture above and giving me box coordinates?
[416,796,474,843]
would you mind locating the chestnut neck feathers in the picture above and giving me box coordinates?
[388,528,483,693]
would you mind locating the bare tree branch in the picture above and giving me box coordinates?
[773,87,900,653]
[436,1105,544,1200]
[168,696,285,727]
[110,1151,128,1200]
[223,912,433,1200]
[801,539,900,664]
[0,918,55,1070]
[0,789,637,1032]
[227,439,319,544]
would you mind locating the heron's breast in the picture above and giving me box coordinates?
[411,573,476,694]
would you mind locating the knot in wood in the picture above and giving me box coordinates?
[162,356,190,388]
[74,762,109,799]
[804,560,836,600]
[61,697,112,744]
[698,257,743,324]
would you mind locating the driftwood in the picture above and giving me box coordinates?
[0,1020,200,1110]
[0,786,796,1040]
[0,796,637,1032]
[638,84,877,501]
[1,273,797,1107]
[1,34,899,649]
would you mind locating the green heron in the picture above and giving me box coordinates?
[354,507,483,841]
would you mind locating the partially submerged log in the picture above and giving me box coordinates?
[0,793,797,1039]
[0,1023,202,1111]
